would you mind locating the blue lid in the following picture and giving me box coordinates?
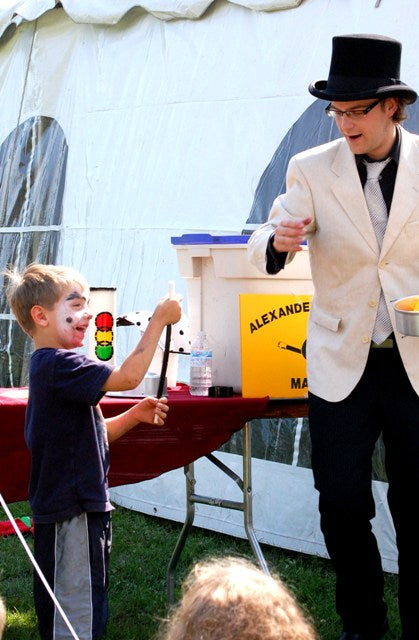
[171,234,249,245]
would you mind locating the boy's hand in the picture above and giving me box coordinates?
[132,396,169,426]
[153,295,182,326]
[106,396,169,442]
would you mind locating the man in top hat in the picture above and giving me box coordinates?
[248,34,419,640]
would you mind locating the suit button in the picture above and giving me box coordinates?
[369,299,377,308]
[362,335,370,344]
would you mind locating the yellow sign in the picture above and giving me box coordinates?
[239,294,312,399]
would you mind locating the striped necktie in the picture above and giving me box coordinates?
[363,158,393,344]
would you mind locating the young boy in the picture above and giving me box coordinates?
[5,263,182,640]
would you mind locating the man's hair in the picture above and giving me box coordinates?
[0,596,5,638]
[158,556,317,640]
[390,96,411,123]
[4,263,89,335]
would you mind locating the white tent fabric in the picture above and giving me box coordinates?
[0,0,303,34]
[3,0,417,326]
[1,0,418,573]
[111,452,398,573]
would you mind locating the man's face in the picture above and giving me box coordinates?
[331,97,398,159]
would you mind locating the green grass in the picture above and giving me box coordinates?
[0,501,400,639]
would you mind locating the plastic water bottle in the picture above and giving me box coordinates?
[189,331,212,396]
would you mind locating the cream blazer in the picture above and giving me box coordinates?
[248,126,419,401]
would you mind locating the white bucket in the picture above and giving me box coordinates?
[173,238,313,392]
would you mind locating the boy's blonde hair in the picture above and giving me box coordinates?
[158,556,317,640]
[5,263,89,335]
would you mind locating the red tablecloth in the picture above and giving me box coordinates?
[0,386,269,504]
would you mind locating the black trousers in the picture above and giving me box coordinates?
[309,342,419,638]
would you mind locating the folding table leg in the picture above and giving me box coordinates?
[243,421,270,574]
[166,462,196,604]
[166,421,270,604]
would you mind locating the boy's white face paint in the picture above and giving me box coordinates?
[52,285,92,349]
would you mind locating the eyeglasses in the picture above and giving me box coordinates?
[325,99,382,121]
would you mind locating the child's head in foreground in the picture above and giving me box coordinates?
[158,556,317,640]
[5,263,91,348]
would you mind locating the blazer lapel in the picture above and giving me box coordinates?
[381,127,419,255]
[330,141,379,254]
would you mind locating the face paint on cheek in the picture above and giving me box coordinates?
[56,301,76,336]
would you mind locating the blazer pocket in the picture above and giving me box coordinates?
[310,307,341,332]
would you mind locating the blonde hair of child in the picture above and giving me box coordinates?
[4,263,89,335]
[158,556,317,640]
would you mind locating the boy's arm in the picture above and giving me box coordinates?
[102,296,181,392]
[106,396,169,443]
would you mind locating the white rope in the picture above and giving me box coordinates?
[0,494,80,640]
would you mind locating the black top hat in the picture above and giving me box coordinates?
[309,34,417,103]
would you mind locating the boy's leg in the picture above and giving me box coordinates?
[86,511,112,639]
[33,521,56,639]
[34,512,111,640]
